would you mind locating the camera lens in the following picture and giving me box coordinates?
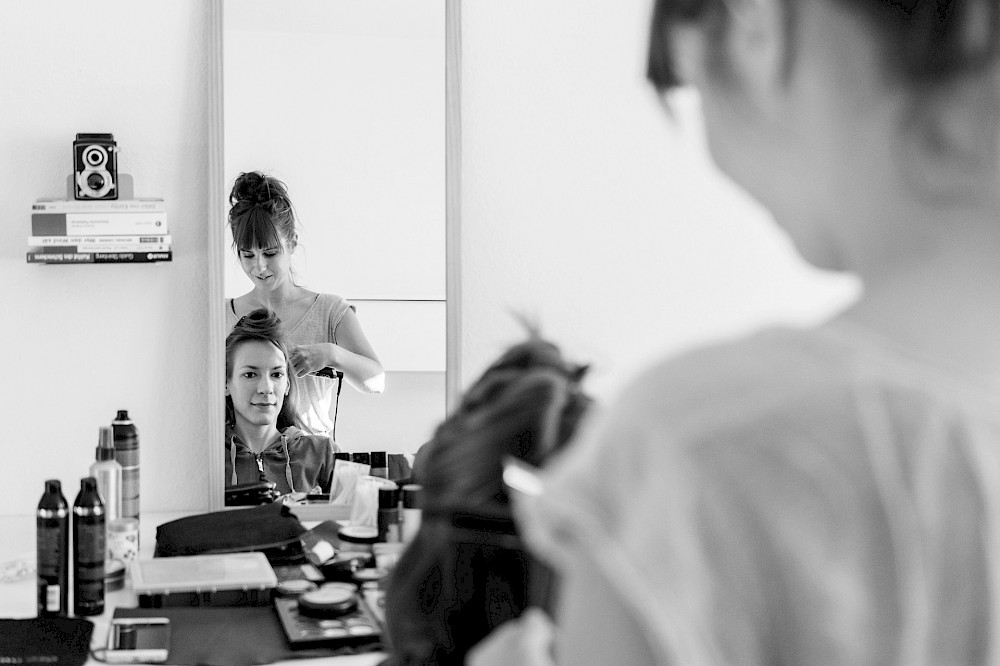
[87,172,105,190]
[83,145,106,167]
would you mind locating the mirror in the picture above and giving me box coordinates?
[207,0,460,509]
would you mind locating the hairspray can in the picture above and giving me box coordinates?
[111,410,139,543]
[36,479,69,618]
[72,477,106,616]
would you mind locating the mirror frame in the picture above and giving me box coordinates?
[205,0,462,511]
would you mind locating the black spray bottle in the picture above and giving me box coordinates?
[36,479,69,618]
[72,476,106,616]
[112,410,139,544]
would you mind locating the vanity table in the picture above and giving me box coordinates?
[0,513,386,666]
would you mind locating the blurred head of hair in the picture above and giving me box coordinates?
[383,330,592,665]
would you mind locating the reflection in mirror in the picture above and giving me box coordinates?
[222,0,448,472]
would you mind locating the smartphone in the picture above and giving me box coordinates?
[105,617,170,664]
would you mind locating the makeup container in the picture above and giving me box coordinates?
[297,583,358,618]
[369,451,388,479]
[401,484,423,543]
[107,517,140,564]
[377,486,401,543]
[105,560,127,592]
[337,524,378,556]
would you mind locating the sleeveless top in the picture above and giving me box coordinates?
[226,293,354,437]
[520,322,1000,665]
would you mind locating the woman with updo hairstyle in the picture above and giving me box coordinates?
[381,332,592,666]
[224,308,337,500]
[226,171,383,440]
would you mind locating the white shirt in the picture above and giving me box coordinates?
[521,322,1000,665]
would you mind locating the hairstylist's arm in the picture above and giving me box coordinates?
[289,309,385,393]
[467,608,556,666]
[555,553,657,665]
[468,554,657,665]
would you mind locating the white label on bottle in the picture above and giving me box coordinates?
[46,585,60,612]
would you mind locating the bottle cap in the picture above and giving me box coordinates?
[369,451,387,467]
[45,479,61,494]
[95,426,116,461]
[81,476,98,492]
[114,409,130,422]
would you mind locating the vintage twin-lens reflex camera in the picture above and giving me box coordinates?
[73,132,118,200]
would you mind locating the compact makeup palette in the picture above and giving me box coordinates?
[273,582,383,650]
[130,553,277,608]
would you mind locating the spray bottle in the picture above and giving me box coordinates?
[72,477,106,616]
[112,410,140,544]
[90,425,122,524]
[36,479,69,618]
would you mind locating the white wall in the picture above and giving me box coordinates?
[457,1,859,397]
[0,1,211,516]
[1,1,860,519]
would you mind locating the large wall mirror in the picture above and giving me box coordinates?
[207,0,460,509]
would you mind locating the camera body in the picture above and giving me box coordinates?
[73,133,118,200]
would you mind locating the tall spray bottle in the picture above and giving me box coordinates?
[90,426,122,524]
[72,477,106,616]
[36,479,69,618]
[112,410,139,545]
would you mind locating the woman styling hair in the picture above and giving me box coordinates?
[226,170,384,439]
[473,0,1000,664]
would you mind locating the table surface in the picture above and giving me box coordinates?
[0,512,386,666]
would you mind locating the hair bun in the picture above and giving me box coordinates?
[231,171,273,206]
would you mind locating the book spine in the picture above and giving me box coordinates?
[32,200,166,213]
[30,243,172,253]
[28,234,172,246]
[26,251,173,264]
[32,212,169,236]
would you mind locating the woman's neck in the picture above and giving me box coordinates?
[249,282,306,309]
[836,228,1000,385]
[233,421,282,454]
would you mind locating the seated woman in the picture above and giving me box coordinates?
[224,308,337,502]
[382,332,592,665]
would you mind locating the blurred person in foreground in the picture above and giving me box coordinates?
[471,0,1000,664]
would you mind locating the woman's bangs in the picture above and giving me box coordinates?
[235,210,283,251]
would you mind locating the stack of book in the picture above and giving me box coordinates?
[26,198,171,264]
